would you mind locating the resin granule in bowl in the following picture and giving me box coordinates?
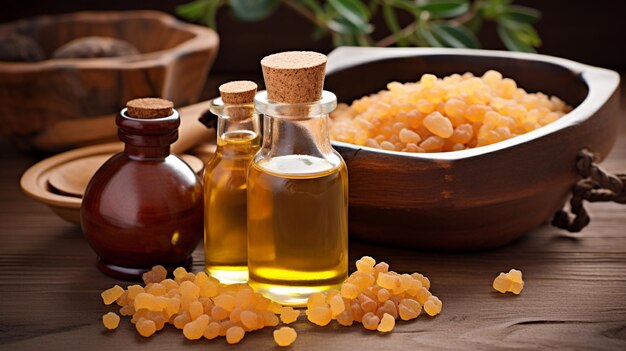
[330,70,572,153]
[322,47,621,251]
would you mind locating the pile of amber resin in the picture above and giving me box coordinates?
[305,256,441,332]
[101,266,297,346]
[100,257,441,345]
[330,70,572,152]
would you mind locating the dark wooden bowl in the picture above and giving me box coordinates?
[325,47,621,250]
[0,11,219,152]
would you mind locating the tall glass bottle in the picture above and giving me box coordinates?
[247,52,348,305]
[204,81,260,283]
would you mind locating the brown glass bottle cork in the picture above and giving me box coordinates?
[261,51,327,103]
[219,81,257,104]
[126,98,174,119]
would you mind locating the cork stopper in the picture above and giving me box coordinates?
[219,81,257,104]
[126,98,174,119]
[261,51,327,103]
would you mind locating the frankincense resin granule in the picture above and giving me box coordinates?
[102,312,120,330]
[493,269,524,294]
[304,256,441,333]
[101,266,287,344]
[330,71,572,152]
[273,326,297,346]
[100,258,441,344]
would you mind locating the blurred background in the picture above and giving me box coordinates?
[1,0,625,156]
[2,0,624,101]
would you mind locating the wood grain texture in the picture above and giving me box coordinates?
[0,79,625,350]
[0,11,219,152]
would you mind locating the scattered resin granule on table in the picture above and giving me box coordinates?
[493,269,524,294]
[274,326,297,346]
[304,256,442,334]
[102,312,120,330]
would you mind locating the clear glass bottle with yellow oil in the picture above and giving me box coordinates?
[247,52,348,305]
[204,81,260,283]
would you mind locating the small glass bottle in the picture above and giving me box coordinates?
[204,81,260,283]
[81,98,204,280]
[247,52,349,305]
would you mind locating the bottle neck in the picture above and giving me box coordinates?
[261,114,333,158]
[123,144,171,159]
[216,108,260,144]
[210,100,260,154]
[254,90,338,161]
[116,109,179,160]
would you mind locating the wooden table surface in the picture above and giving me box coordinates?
[1,85,625,351]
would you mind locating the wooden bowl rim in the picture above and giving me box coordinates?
[19,142,204,210]
[326,47,620,161]
[20,143,122,209]
[0,10,219,71]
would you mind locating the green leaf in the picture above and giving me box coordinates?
[229,0,279,22]
[482,0,511,18]
[327,19,352,34]
[497,25,535,52]
[176,0,222,29]
[499,20,541,46]
[431,22,481,48]
[515,23,541,47]
[327,17,373,34]
[417,23,444,47]
[392,0,422,16]
[327,0,371,30]
[501,5,540,23]
[205,0,222,28]
[333,33,358,46]
[177,0,210,21]
[420,0,470,18]
[382,4,409,47]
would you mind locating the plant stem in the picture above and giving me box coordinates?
[375,21,417,47]
[450,2,479,26]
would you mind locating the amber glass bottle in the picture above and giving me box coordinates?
[81,98,203,280]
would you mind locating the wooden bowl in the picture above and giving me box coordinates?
[0,11,219,152]
[325,47,621,250]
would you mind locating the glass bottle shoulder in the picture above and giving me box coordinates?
[250,151,346,179]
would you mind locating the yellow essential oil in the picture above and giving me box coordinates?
[204,131,259,283]
[247,154,349,305]
[204,81,260,284]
